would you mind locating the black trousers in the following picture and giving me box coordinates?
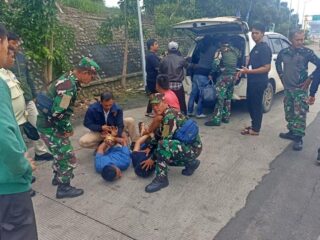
[172,86,187,115]
[246,81,267,132]
[0,191,38,240]
[145,82,157,114]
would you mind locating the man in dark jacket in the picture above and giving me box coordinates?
[145,38,160,117]
[8,32,53,161]
[159,41,188,114]
[79,92,138,149]
[276,29,320,151]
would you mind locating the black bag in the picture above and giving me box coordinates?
[201,79,217,104]
[22,121,40,140]
[36,92,53,116]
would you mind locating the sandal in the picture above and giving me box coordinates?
[241,127,259,136]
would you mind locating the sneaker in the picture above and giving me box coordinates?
[317,148,320,164]
[204,121,221,126]
[182,159,200,176]
[196,114,207,119]
[145,176,169,193]
[222,118,230,124]
[279,131,296,141]
[187,113,195,117]
[145,112,155,118]
[292,138,303,151]
[52,176,59,186]
[34,152,53,161]
[31,176,36,184]
[30,189,36,197]
[56,183,84,199]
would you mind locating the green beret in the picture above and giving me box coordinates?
[78,57,100,72]
[150,93,165,104]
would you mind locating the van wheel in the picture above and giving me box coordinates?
[262,82,274,113]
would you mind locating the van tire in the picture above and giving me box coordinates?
[262,82,274,113]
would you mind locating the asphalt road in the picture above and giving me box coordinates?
[214,112,320,240]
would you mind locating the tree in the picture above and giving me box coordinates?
[98,0,140,88]
[1,0,75,85]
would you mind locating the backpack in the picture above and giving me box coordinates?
[35,92,53,117]
[173,119,199,144]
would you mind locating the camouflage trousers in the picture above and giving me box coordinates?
[211,75,235,124]
[284,89,309,137]
[155,138,202,177]
[38,127,77,184]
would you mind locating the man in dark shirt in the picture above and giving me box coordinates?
[145,38,160,117]
[276,29,320,151]
[239,23,272,136]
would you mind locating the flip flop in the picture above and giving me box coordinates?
[241,127,259,136]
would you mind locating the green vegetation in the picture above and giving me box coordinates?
[59,0,107,14]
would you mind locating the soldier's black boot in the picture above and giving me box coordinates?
[56,183,84,199]
[316,148,320,164]
[52,175,59,186]
[292,137,303,151]
[145,176,169,193]
[182,159,200,176]
[279,131,296,141]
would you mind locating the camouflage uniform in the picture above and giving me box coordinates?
[37,72,79,183]
[153,108,202,177]
[276,46,320,137]
[284,89,308,137]
[211,44,240,124]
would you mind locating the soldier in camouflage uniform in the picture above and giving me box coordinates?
[37,57,100,199]
[276,30,320,151]
[143,93,202,193]
[205,42,240,126]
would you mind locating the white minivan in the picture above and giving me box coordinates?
[174,17,291,112]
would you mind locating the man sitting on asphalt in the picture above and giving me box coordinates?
[95,129,131,182]
[79,92,138,149]
[143,93,202,193]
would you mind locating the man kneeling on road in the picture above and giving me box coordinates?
[144,93,202,193]
[79,92,138,149]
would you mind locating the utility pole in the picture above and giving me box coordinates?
[287,0,293,37]
[137,0,146,86]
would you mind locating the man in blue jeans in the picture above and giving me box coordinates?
[188,35,217,118]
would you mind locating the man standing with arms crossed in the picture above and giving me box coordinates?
[0,24,38,240]
[276,29,320,151]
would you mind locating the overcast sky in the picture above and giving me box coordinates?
[104,0,320,18]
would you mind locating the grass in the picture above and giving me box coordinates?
[59,0,108,14]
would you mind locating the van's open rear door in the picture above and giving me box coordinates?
[173,17,249,35]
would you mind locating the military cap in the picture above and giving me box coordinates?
[150,93,165,104]
[78,57,100,72]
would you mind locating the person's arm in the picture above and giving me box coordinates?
[159,58,167,74]
[51,79,75,133]
[309,69,320,104]
[160,112,176,140]
[115,109,124,137]
[83,107,103,132]
[242,45,272,75]
[307,50,320,80]
[96,141,108,154]
[143,115,163,135]
[275,50,284,82]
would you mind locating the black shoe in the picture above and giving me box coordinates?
[279,131,296,141]
[31,176,36,184]
[56,183,84,199]
[316,149,320,164]
[34,153,53,161]
[204,121,221,127]
[145,176,169,193]
[30,189,36,197]
[182,159,200,176]
[292,138,303,151]
[52,176,59,186]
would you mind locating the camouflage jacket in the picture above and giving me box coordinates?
[10,52,37,102]
[38,71,79,133]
